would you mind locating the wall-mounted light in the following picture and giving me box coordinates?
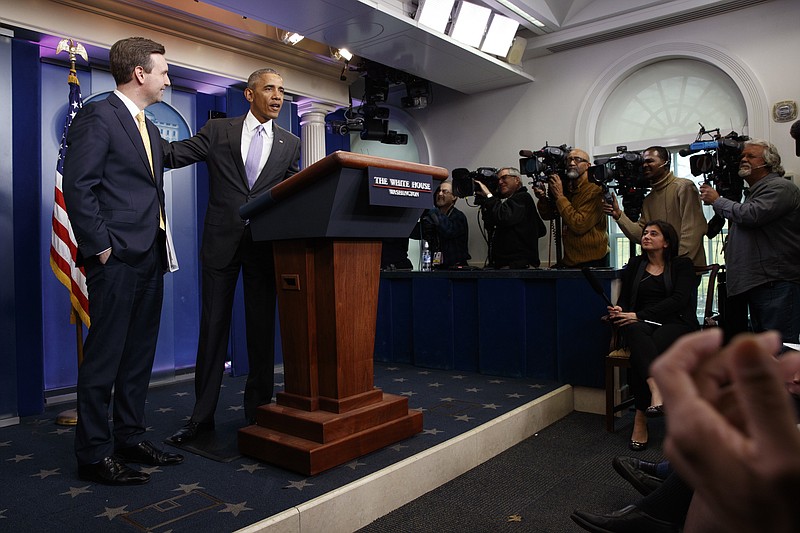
[416,0,456,33]
[480,13,518,57]
[449,1,492,48]
[281,31,305,46]
[333,48,353,62]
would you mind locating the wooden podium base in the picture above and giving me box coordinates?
[238,392,422,475]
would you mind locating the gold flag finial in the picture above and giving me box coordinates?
[56,38,88,84]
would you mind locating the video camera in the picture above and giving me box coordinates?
[518,144,571,185]
[679,124,747,238]
[451,167,499,201]
[587,146,650,221]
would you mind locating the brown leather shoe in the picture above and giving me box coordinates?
[78,456,150,485]
[116,440,184,465]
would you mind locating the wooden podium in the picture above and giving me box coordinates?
[238,151,448,475]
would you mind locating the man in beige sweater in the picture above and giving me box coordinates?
[604,146,707,268]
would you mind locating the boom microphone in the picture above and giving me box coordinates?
[678,141,719,157]
[519,149,534,157]
[581,267,613,306]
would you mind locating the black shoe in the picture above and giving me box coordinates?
[167,421,214,445]
[78,456,150,486]
[628,439,648,451]
[645,405,665,418]
[612,456,664,496]
[571,505,679,533]
[116,440,184,465]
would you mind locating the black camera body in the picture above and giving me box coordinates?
[451,167,499,200]
[588,146,650,221]
[519,144,571,185]
[680,126,748,237]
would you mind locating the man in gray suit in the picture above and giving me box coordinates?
[163,68,301,444]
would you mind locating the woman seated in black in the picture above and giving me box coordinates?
[607,220,698,451]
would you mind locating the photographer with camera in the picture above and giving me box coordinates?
[604,146,707,268]
[411,181,471,269]
[699,140,800,344]
[475,167,546,269]
[534,148,609,268]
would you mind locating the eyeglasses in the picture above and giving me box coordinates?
[497,174,517,181]
[436,189,453,195]
[566,156,589,164]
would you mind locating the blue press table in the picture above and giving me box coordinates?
[374,269,621,388]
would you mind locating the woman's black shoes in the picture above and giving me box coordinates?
[645,404,665,418]
[628,439,648,451]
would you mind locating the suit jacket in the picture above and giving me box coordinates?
[63,92,166,267]
[163,115,301,269]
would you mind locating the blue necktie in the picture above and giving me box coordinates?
[245,125,264,189]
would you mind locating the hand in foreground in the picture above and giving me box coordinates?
[547,175,563,199]
[602,192,621,219]
[652,329,800,533]
[475,180,491,197]
[699,183,720,205]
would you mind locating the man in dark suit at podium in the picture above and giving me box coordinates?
[163,68,301,444]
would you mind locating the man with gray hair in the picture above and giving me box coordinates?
[700,140,800,344]
[475,167,546,268]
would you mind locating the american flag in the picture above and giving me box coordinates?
[49,69,90,327]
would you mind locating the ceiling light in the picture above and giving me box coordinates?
[449,1,492,48]
[333,48,353,62]
[416,0,456,34]
[282,32,304,46]
[480,13,518,57]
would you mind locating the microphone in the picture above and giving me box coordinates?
[581,267,613,307]
[519,150,534,158]
[678,141,719,157]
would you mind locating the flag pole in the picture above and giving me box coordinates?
[53,38,89,427]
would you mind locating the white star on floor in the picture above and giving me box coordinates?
[400,391,416,396]
[488,379,505,384]
[465,388,481,393]
[275,382,285,387]
[96,506,128,520]
[506,393,524,398]
[417,371,430,375]
[140,465,163,474]
[0,509,7,519]
[227,405,244,412]
[392,377,407,382]
[422,428,443,435]
[49,428,73,435]
[390,444,408,451]
[386,367,399,371]
[439,397,456,402]
[454,415,474,422]
[238,463,265,473]
[60,486,92,498]
[7,454,33,463]
[0,441,10,447]
[155,407,174,413]
[529,383,544,388]
[482,403,501,410]
[345,460,366,470]
[450,375,466,379]
[219,502,252,517]
[427,382,443,387]
[173,392,189,397]
[285,479,313,490]
[30,468,61,479]
[173,482,204,493]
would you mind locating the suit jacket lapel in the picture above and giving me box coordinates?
[226,117,248,190]
[108,93,153,178]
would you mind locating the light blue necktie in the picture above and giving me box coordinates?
[244,125,264,189]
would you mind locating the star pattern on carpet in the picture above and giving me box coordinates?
[392,378,407,382]
[139,465,163,475]
[529,383,545,388]
[439,397,456,402]
[156,407,174,413]
[284,479,313,491]
[390,444,409,451]
[506,393,524,398]
[238,463,265,473]
[60,486,92,498]
[345,460,366,470]
[454,415,474,422]
[174,482,204,493]
[507,514,523,522]
[219,501,252,517]
[0,441,11,446]
[227,405,244,412]
[0,509,7,519]
[173,392,189,397]
[30,468,61,479]
[400,391,416,396]
[417,371,430,375]
[96,506,128,520]
[482,404,501,410]
[450,375,466,379]
[49,428,72,435]
[422,428,443,435]
[465,388,481,393]
[427,382,443,387]
[7,454,33,463]
[489,380,505,384]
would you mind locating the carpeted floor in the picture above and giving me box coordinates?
[0,362,589,532]
[358,410,667,533]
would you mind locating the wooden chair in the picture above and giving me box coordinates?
[604,264,720,432]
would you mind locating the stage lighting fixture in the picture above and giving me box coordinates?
[281,31,304,46]
[333,48,353,62]
[416,0,456,33]
[480,13,518,57]
[449,1,492,48]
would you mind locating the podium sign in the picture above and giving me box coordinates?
[237,151,448,475]
[367,166,432,208]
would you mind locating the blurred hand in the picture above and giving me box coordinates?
[652,330,800,533]
[699,183,720,205]
[603,192,621,219]
[547,175,563,199]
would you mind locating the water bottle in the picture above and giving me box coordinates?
[421,240,432,272]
